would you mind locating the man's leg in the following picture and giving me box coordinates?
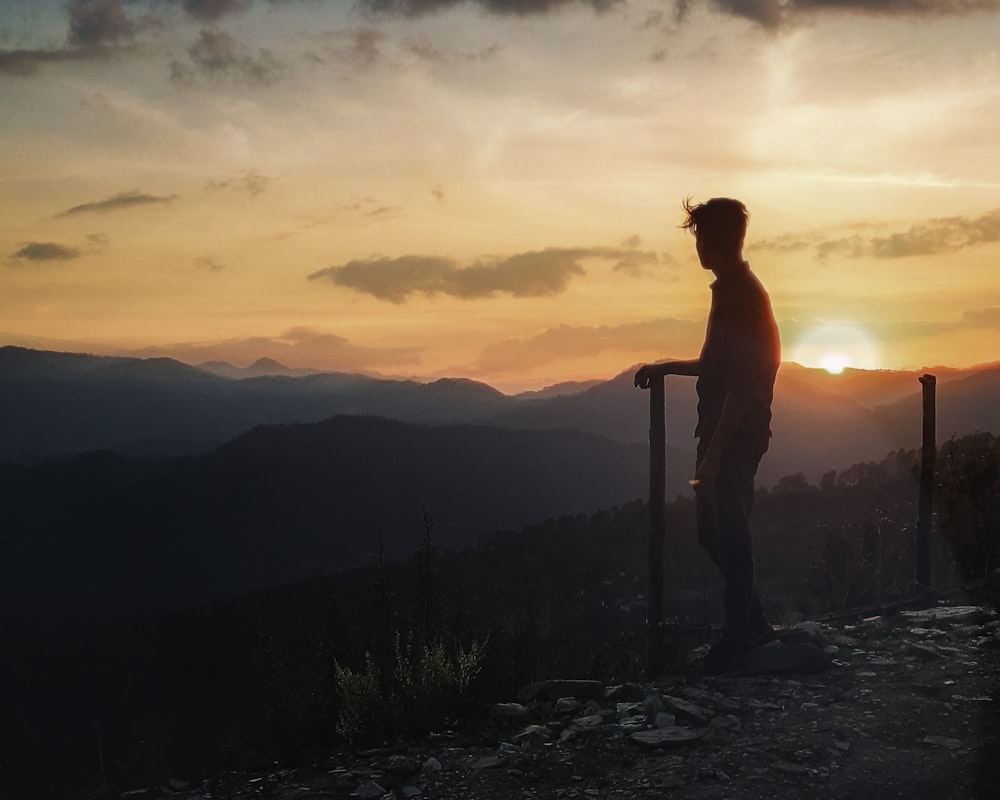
[697,447,769,651]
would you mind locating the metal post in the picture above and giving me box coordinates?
[916,374,936,589]
[647,376,666,681]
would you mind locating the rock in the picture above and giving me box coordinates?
[421,757,441,774]
[514,724,551,745]
[906,641,940,659]
[661,695,711,726]
[399,787,422,799]
[899,606,987,626]
[654,712,677,729]
[630,727,706,748]
[554,697,580,714]
[385,755,417,776]
[921,735,962,749]
[605,683,644,702]
[356,780,388,799]
[571,713,606,729]
[473,755,506,770]
[492,702,530,721]
[680,687,741,714]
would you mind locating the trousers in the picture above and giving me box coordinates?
[695,441,769,646]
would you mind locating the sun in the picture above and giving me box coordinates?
[819,352,851,375]
[790,322,880,373]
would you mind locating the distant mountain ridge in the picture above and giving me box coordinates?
[0,414,655,638]
[1,346,997,486]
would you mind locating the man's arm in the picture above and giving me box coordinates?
[633,358,700,389]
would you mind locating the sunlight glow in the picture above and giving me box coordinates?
[790,323,880,372]
[820,352,851,374]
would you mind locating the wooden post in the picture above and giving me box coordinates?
[647,376,666,681]
[916,374,936,589]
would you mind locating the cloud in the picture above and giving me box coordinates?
[181,0,252,22]
[306,27,388,69]
[0,48,97,77]
[356,0,622,17]
[309,244,659,303]
[206,169,275,198]
[171,28,291,85]
[962,307,1000,330]
[9,242,82,263]
[135,329,423,371]
[8,234,108,264]
[59,190,174,216]
[67,0,134,47]
[473,318,705,373]
[692,0,1000,29]
[341,195,403,220]
[763,210,1000,261]
[0,1,135,77]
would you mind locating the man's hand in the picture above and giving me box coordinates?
[634,363,665,389]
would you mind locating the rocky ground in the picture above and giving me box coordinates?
[114,601,999,800]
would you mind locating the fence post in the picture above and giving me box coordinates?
[647,376,666,681]
[916,373,936,589]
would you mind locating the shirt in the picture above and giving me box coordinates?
[695,261,781,455]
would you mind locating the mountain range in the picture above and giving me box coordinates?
[2,345,997,486]
[2,345,998,637]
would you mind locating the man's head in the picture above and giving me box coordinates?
[681,197,749,270]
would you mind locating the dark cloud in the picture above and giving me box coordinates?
[693,0,1000,29]
[0,47,98,77]
[356,0,622,16]
[309,249,585,303]
[307,28,387,69]
[66,0,134,47]
[474,318,704,373]
[309,245,662,303]
[181,0,252,22]
[10,242,82,262]
[59,190,174,216]
[962,307,1000,330]
[813,210,1000,260]
[206,169,275,197]
[171,28,290,85]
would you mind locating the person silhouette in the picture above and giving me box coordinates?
[635,197,781,674]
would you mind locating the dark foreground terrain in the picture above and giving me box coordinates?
[107,599,999,800]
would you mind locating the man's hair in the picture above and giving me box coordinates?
[680,197,749,252]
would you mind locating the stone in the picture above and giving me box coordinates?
[514,724,551,745]
[473,756,506,770]
[554,697,580,714]
[571,713,606,729]
[906,641,940,659]
[653,712,677,729]
[630,727,706,748]
[492,702,530,721]
[421,758,441,774]
[661,695,710,726]
[921,735,962,749]
[356,780,388,799]
[899,606,987,625]
[680,687,741,714]
[385,755,417,775]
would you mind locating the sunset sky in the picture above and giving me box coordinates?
[2,0,999,393]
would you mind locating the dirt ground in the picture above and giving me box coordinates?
[126,600,1000,800]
